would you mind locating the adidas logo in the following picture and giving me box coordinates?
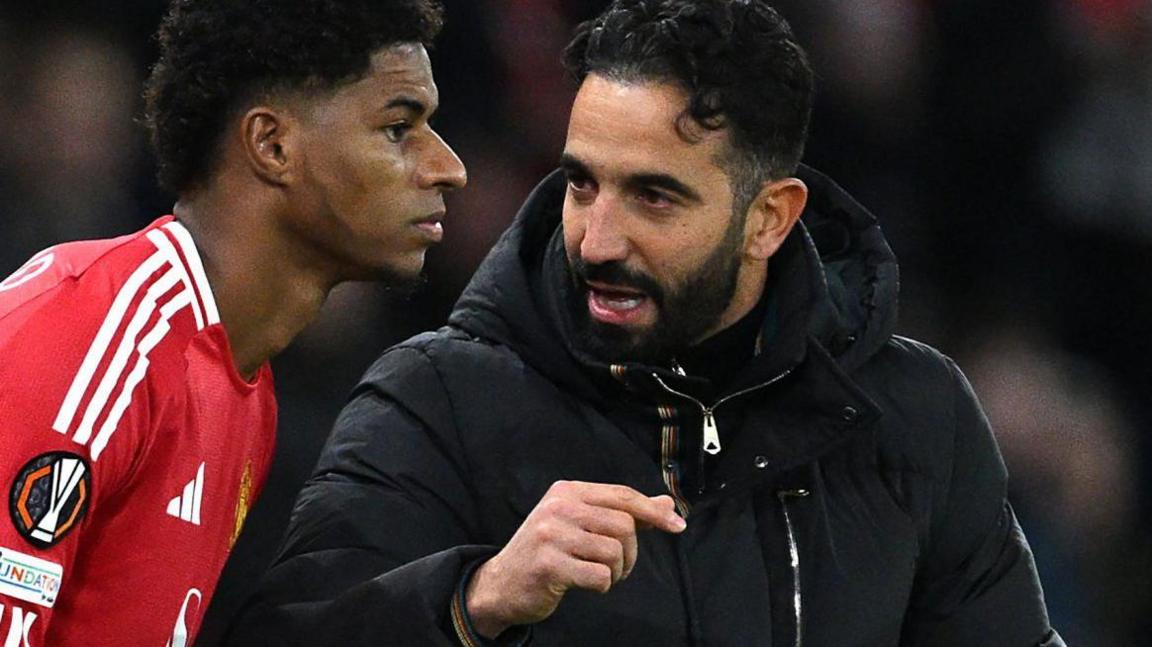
[166,463,204,525]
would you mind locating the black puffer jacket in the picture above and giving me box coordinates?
[228,168,1063,646]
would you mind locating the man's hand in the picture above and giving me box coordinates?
[464,481,686,639]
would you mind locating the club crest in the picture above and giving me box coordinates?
[229,460,253,549]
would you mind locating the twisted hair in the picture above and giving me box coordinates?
[144,0,444,193]
[565,0,814,211]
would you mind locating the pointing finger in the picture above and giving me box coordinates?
[580,484,686,533]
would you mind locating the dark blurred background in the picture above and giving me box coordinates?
[0,0,1148,644]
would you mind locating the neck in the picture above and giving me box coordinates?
[173,189,335,380]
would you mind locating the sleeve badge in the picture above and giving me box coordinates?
[8,452,91,549]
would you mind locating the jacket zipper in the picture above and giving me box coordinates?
[651,368,794,455]
[778,489,809,647]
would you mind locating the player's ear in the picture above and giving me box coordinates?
[240,106,296,187]
[742,177,808,262]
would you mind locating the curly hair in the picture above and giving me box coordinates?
[143,0,444,194]
[565,0,814,211]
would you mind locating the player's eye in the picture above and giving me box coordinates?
[383,122,412,143]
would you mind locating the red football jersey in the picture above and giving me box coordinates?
[0,217,277,646]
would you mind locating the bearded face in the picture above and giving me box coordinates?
[560,75,758,365]
[565,212,745,364]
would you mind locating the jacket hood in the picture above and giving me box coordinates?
[447,165,899,396]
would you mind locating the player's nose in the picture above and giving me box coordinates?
[417,130,467,192]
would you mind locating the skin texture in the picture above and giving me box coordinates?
[174,44,466,377]
[464,75,808,639]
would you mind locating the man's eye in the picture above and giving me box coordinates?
[384,123,412,143]
[567,175,596,194]
[638,188,673,208]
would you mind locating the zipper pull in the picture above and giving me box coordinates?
[702,409,721,455]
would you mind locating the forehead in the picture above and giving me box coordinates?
[365,43,437,100]
[313,43,438,114]
[565,75,729,178]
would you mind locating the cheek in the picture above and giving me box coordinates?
[329,159,404,225]
[308,149,365,208]
[644,228,718,283]
[324,132,404,186]
[560,205,585,257]
[355,145,406,187]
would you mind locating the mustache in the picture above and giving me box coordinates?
[569,257,665,305]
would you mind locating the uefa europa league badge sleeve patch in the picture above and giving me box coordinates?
[9,452,91,549]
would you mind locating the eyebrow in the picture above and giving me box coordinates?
[625,172,702,203]
[559,153,591,176]
[560,153,703,203]
[383,95,431,116]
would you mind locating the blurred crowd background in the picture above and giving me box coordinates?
[1,0,1149,644]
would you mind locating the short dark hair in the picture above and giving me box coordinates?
[144,0,444,194]
[564,0,814,211]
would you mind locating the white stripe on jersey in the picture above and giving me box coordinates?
[164,222,220,326]
[147,230,204,330]
[53,222,222,460]
[72,269,182,446]
[52,250,167,435]
[89,289,193,461]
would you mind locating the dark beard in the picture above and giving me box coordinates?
[566,221,744,365]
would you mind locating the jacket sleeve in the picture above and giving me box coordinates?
[901,360,1064,646]
[225,347,518,646]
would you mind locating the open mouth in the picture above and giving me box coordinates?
[585,282,652,325]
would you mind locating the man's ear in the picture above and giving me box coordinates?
[742,177,808,261]
[240,106,297,186]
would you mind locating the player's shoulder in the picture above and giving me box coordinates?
[0,216,223,409]
[0,218,223,461]
[0,217,220,335]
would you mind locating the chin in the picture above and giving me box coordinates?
[373,259,427,293]
[580,319,666,364]
[335,250,423,287]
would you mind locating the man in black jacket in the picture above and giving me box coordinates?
[230,1,1063,645]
